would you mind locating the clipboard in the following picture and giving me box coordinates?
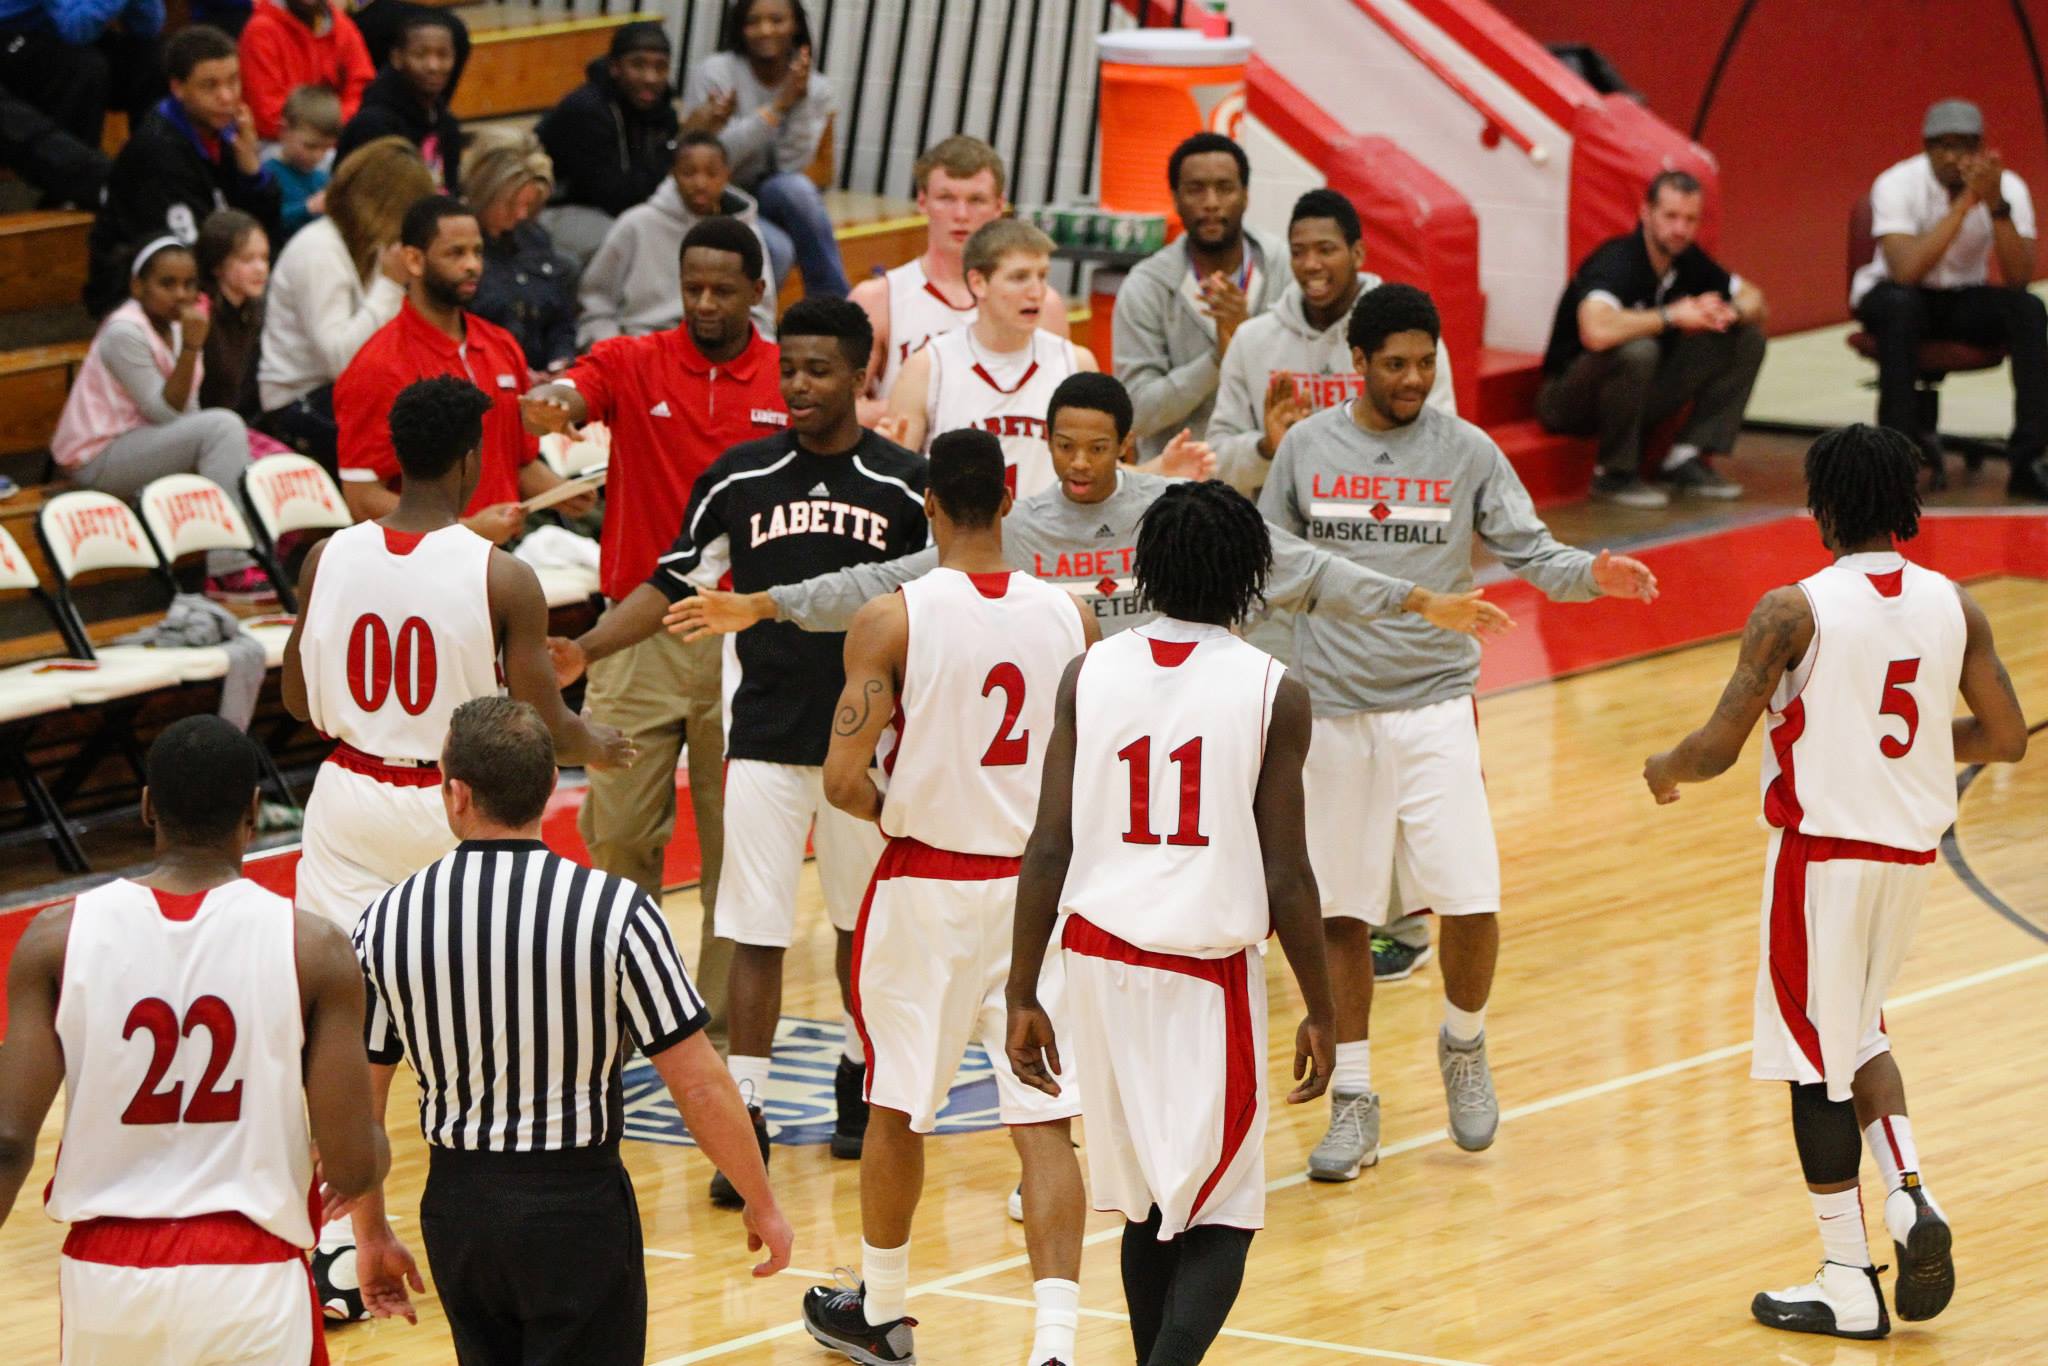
[521,465,608,512]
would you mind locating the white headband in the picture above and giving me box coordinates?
[131,235,192,280]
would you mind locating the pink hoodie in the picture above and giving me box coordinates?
[52,300,202,471]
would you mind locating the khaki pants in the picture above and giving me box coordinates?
[580,629,732,1047]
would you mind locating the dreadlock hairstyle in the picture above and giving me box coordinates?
[1132,480,1272,627]
[1804,423,1921,549]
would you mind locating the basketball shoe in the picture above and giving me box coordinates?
[1886,1176,1955,1321]
[802,1277,917,1364]
[1438,1027,1499,1151]
[1371,935,1432,982]
[1751,1262,1890,1339]
[708,1102,770,1208]
[1307,1090,1380,1181]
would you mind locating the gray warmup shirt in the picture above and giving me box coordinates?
[770,468,1416,635]
[1259,404,1599,716]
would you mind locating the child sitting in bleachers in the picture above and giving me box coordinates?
[264,86,342,242]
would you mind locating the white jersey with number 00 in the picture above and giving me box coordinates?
[1760,551,1966,851]
[300,521,499,762]
[881,567,1087,856]
[877,258,978,399]
[924,327,1082,500]
[45,879,316,1248]
[1061,620,1283,957]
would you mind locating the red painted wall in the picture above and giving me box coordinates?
[1491,0,2048,333]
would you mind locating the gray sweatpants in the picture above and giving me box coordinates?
[1536,323,1766,477]
[68,409,255,576]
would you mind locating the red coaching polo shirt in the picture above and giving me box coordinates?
[335,299,539,516]
[559,325,787,602]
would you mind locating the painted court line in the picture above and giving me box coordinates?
[930,1286,1495,1365]
[649,949,2048,1365]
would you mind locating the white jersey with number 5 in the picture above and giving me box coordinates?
[881,567,1087,856]
[1061,620,1284,958]
[924,328,1083,500]
[300,521,499,762]
[1760,551,1966,851]
[45,878,315,1248]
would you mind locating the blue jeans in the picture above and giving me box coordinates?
[753,170,850,299]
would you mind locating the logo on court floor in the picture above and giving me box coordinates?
[620,1016,1002,1147]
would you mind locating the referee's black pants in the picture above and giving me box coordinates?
[422,1145,646,1366]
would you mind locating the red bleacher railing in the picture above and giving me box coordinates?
[1347,0,1547,164]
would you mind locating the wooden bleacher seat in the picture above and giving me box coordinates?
[451,7,638,121]
[0,211,92,316]
[0,341,89,458]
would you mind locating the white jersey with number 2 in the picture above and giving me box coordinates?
[45,878,315,1248]
[881,566,1087,857]
[1760,550,1966,852]
[300,521,499,762]
[1062,619,1284,957]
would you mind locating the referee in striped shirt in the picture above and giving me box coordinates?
[346,697,793,1365]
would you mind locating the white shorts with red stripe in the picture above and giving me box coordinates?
[1302,699,1500,924]
[1750,828,1937,1102]
[59,1212,325,1365]
[296,745,456,935]
[716,759,885,947]
[849,837,1078,1132]
[1061,915,1267,1238]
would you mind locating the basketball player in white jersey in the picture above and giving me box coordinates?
[1009,480,1336,1365]
[799,430,1098,1366]
[1644,425,2027,1340]
[285,377,634,936]
[0,716,392,1363]
[852,135,1070,420]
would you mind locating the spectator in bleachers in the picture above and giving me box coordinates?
[238,0,371,142]
[333,8,457,190]
[1536,170,1766,509]
[1113,131,1285,461]
[262,84,340,240]
[0,0,164,171]
[85,25,280,318]
[52,237,270,596]
[1210,189,1456,497]
[258,134,434,471]
[1852,98,2047,499]
[578,130,775,348]
[683,0,848,298]
[334,194,575,542]
[534,20,678,273]
[0,87,107,210]
[195,208,268,418]
[348,0,467,104]
[462,126,578,377]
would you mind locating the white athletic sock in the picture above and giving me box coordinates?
[862,1239,910,1326]
[1028,1277,1080,1365]
[841,1012,865,1065]
[727,1054,772,1108]
[1863,1114,1919,1191]
[1662,442,1703,472]
[1810,1188,1872,1267]
[1442,1001,1486,1044]
[1333,1040,1372,1094]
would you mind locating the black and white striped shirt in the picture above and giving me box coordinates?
[352,839,708,1152]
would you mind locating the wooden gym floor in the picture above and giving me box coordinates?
[1,557,2042,1363]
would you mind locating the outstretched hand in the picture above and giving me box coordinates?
[665,588,771,642]
[547,635,587,687]
[1155,428,1218,481]
[1414,588,1516,639]
[354,1225,425,1324]
[1591,549,1658,603]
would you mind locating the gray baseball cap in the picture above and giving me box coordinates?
[1923,99,1984,139]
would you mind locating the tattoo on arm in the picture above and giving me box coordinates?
[835,679,886,737]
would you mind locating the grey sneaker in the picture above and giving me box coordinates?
[1589,471,1670,508]
[1663,455,1744,500]
[1371,935,1432,982]
[1307,1089,1380,1181]
[1438,1028,1499,1151]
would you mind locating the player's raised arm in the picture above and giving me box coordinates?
[1005,653,1084,1098]
[0,906,72,1228]
[279,534,331,722]
[1264,522,1516,638]
[1952,586,2029,765]
[1255,675,1335,1104]
[1642,586,1813,803]
[491,551,636,771]
[822,594,909,822]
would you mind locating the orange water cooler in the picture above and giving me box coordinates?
[1090,29,1253,370]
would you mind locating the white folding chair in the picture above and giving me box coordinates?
[39,488,232,685]
[136,473,293,669]
[239,453,350,614]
